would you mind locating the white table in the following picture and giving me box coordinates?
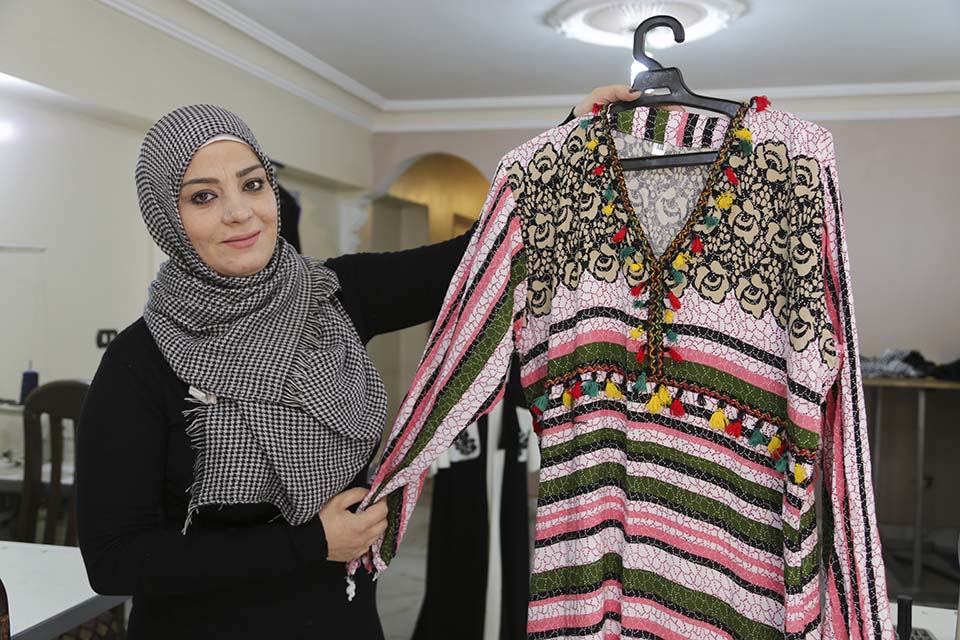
[0,541,128,639]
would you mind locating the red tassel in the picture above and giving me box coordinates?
[667,291,682,310]
[570,380,583,399]
[691,236,704,255]
[592,102,602,115]
[666,347,684,363]
[612,226,627,243]
[670,397,686,417]
[726,419,743,438]
[630,283,645,297]
[530,404,543,417]
[635,346,646,363]
[593,165,606,176]
[532,414,543,435]
[724,167,739,186]
[771,443,787,460]
[754,95,771,112]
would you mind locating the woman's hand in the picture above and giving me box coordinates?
[318,487,388,562]
[574,84,686,116]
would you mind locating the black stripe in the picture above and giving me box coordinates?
[671,324,787,370]
[682,113,699,147]
[785,614,823,640]
[701,117,719,147]
[644,108,658,140]
[827,166,880,638]
[535,521,785,603]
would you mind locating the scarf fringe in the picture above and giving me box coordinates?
[181,396,211,534]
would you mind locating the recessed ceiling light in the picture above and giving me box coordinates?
[546,0,747,50]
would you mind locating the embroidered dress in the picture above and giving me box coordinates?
[357,99,894,639]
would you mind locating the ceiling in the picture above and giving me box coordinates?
[212,0,960,102]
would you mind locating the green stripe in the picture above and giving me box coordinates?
[531,554,781,640]
[783,507,817,547]
[538,462,782,550]
[785,542,821,588]
[380,490,404,565]
[653,109,669,143]
[547,342,638,380]
[540,428,780,509]
[616,109,635,134]
[375,255,527,502]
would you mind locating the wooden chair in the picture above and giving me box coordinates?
[14,380,125,639]
[1,575,9,640]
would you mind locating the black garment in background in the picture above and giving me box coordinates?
[76,229,473,640]
[412,357,530,640]
[277,182,302,253]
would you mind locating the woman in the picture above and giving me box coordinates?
[77,86,640,639]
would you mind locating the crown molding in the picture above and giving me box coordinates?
[96,0,373,128]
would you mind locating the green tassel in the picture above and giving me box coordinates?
[604,185,615,201]
[739,139,753,155]
[633,299,646,309]
[749,427,765,446]
[666,329,678,343]
[583,380,600,397]
[532,395,549,412]
[671,268,684,283]
[619,246,636,260]
[580,118,592,130]
[704,215,719,228]
[775,456,789,473]
[633,372,647,393]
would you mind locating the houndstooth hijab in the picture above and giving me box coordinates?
[137,104,387,530]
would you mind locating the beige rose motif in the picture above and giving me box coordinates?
[561,128,588,167]
[527,276,556,316]
[555,197,575,233]
[819,327,839,369]
[790,231,819,277]
[792,157,822,201]
[577,182,603,220]
[789,306,817,351]
[588,243,620,283]
[757,142,789,183]
[765,219,789,258]
[562,259,583,290]
[735,273,770,318]
[730,199,762,244]
[529,145,560,185]
[505,161,526,200]
[773,294,789,328]
[528,212,556,250]
[693,260,731,303]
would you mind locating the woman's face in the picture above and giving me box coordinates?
[178,140,278,277]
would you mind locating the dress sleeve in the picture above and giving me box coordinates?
[816,132,895,639]
[76,348,329,597]
[353,162,528,573]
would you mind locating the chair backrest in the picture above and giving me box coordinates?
[15,380,89,546]
[0,574,9,640]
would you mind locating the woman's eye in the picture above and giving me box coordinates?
[244,178,265,192]
[190,191,216,205]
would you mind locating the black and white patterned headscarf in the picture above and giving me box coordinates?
[137,104,387,530]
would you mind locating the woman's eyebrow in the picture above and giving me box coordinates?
[182,164,262,188]
[236,164,262,178]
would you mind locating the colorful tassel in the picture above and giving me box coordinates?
[579,118,591,130]
[562,390,573,407]
[602,204,614,215]
[634,372,647,392]
[570,380,583,400]
[691,236,704,254]
[794,464,807,484]
[593,165,606,177]
[709,408,729,430]
[646,394,663,414]
[775,456,789,473]
[725,418,743,438]
[587,139,599,151]
[630,283,645,297]
[754,95,771,112]
[704,214,720,228]
[612,226,628,243]
[604,185,615,201]
[734,128,752,142]
[583,380,600,398]
[672,252,690,269]
[671,268,684,284]
[716,192,735,210]
[749,426,765,446]
[667,290,682,310]
[656,385,672,405]
[635,346,646,364]
[592,102,602,115]
[666,329,678,343]
[532,394,549,412]
[629,262,643,273]
[629,327,644,340]
[739,139,753,155]
[767,435,782,456]
[723,167,739,186]
[670,397,686,417]
[605,379,624,400]
[633,299,645,309]
[664,309,675,323]
[666,347,684,362]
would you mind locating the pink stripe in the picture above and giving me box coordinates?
[622,599,734,639]
[527,599,621,633]
[521,364,547,388]
[536,507,784,594]
[676,112,689,147]
[550,329,636,359]
[786,583,822,633]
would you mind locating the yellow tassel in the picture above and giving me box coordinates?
[629,262,643,273]
[657,385,672,405]
[605,380,624,399]
[716,192,735,210]
[664,309,675,323]
[602,204,614,216]
[734,128,752,142]
[767,435,782,454]
[672,252,690,270]
[647,394,663,413]
[562,390,573,407]
[587,139,599,151]
[709,408,729,430]
[629,327,644,340]
[794,464,807,484]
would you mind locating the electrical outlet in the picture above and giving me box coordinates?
[96,329,118,348]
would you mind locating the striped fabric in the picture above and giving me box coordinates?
[356,104,894,639]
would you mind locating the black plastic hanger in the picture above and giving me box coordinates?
[609,15,743,170]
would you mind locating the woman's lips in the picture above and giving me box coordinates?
[223,230,260,249]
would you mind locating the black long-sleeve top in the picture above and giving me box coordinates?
[76,231,472,639]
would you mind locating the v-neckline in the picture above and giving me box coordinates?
[600,103,750,269]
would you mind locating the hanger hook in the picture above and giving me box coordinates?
[633,15,685,72]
